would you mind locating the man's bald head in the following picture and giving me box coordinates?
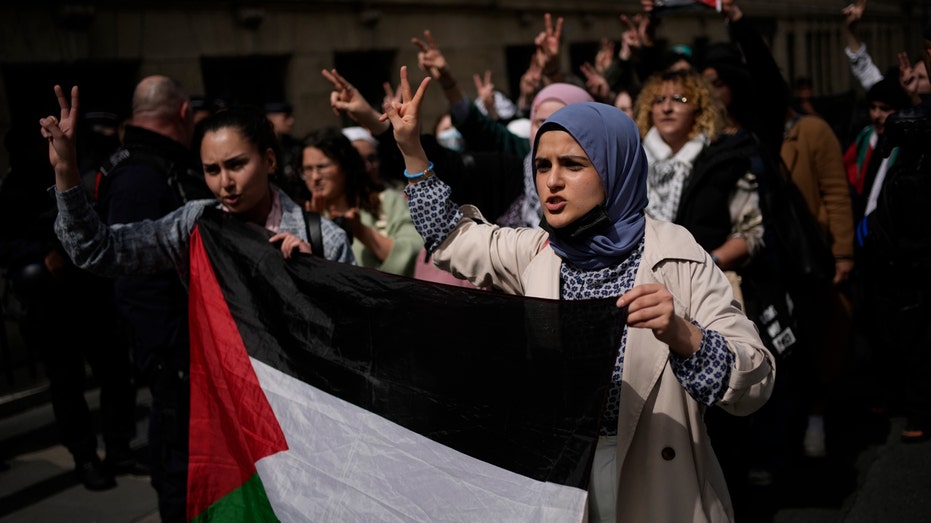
[131,75,194,146]
[133,75,189,117]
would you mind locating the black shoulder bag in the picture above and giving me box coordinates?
[303,211,324,257]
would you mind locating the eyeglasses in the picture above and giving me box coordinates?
[653,94,690,105]
[301,162,336,177]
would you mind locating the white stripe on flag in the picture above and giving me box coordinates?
[250,358,588,523]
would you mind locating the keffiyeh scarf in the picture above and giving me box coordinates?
[642,127,707,222]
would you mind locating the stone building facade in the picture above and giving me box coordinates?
[0,0,923,178]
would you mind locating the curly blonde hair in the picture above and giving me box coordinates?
[633,69,725,143]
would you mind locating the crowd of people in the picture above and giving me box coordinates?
[3,0,930,521]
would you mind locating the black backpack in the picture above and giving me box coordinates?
[870,104,931,256]
[93,144,214,209]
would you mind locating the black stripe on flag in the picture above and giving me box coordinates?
[196,208,625,490]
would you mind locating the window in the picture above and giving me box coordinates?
[200,54,290,109]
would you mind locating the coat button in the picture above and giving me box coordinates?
[661,447,676,461]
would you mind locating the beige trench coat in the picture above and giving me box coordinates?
[432,208,776,522]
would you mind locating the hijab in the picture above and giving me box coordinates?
[532,102,648,270]
[529,83,594,133]
[513,83,594,228]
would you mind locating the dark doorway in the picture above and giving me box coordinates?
[504,44,536,105]
[200,54,291,109]
[2,59,139,185]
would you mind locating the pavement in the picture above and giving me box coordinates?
[2,317,931,522]
[0,384,158,523]
[766,415,931,523]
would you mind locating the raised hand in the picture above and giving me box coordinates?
[580,62,612,103]
[473,70,499,120]
[322,68,370,118]
[321,68,387,134]
[618,15,640,62]
[898,51,921,103]
[841,0,867,52]
[842,0,866,32]
[39,84,82,192]
[721,0,742,22]
[534,13,564,77]
[520,59,543,96]
[594,38,616,74]
[411,30,450,81]
[382,66,432,175]
[517,58,543,112]
[627,8,656,48]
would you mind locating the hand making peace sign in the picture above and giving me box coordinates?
[39,84,82,192]
[382,66,432,177]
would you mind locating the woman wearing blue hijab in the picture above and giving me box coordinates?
[387,67,774,522]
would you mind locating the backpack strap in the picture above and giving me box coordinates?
[303,211,324,257]
[94,144,213,205]
[93,148,132,201]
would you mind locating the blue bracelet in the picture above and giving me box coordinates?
[403,161,434,179]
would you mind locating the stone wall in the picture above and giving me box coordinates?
[0,0,921,179]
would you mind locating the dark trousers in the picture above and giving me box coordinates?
[13,265,136,462]
[866,276,931,424]
[146,358,190,523]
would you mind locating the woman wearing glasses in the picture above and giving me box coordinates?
[300,126,423,277]
[633,68,764,274]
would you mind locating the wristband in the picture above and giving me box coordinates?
[710,253,720,266]
[404,161,434,179]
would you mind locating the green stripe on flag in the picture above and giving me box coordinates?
[190,472,279,522]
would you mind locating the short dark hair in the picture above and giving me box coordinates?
[867,76,911,110]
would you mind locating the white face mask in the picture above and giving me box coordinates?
[436,128,465,153]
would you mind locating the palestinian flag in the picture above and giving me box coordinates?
[186,209,625,522]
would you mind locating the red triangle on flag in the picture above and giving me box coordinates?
[186,225,288,521]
